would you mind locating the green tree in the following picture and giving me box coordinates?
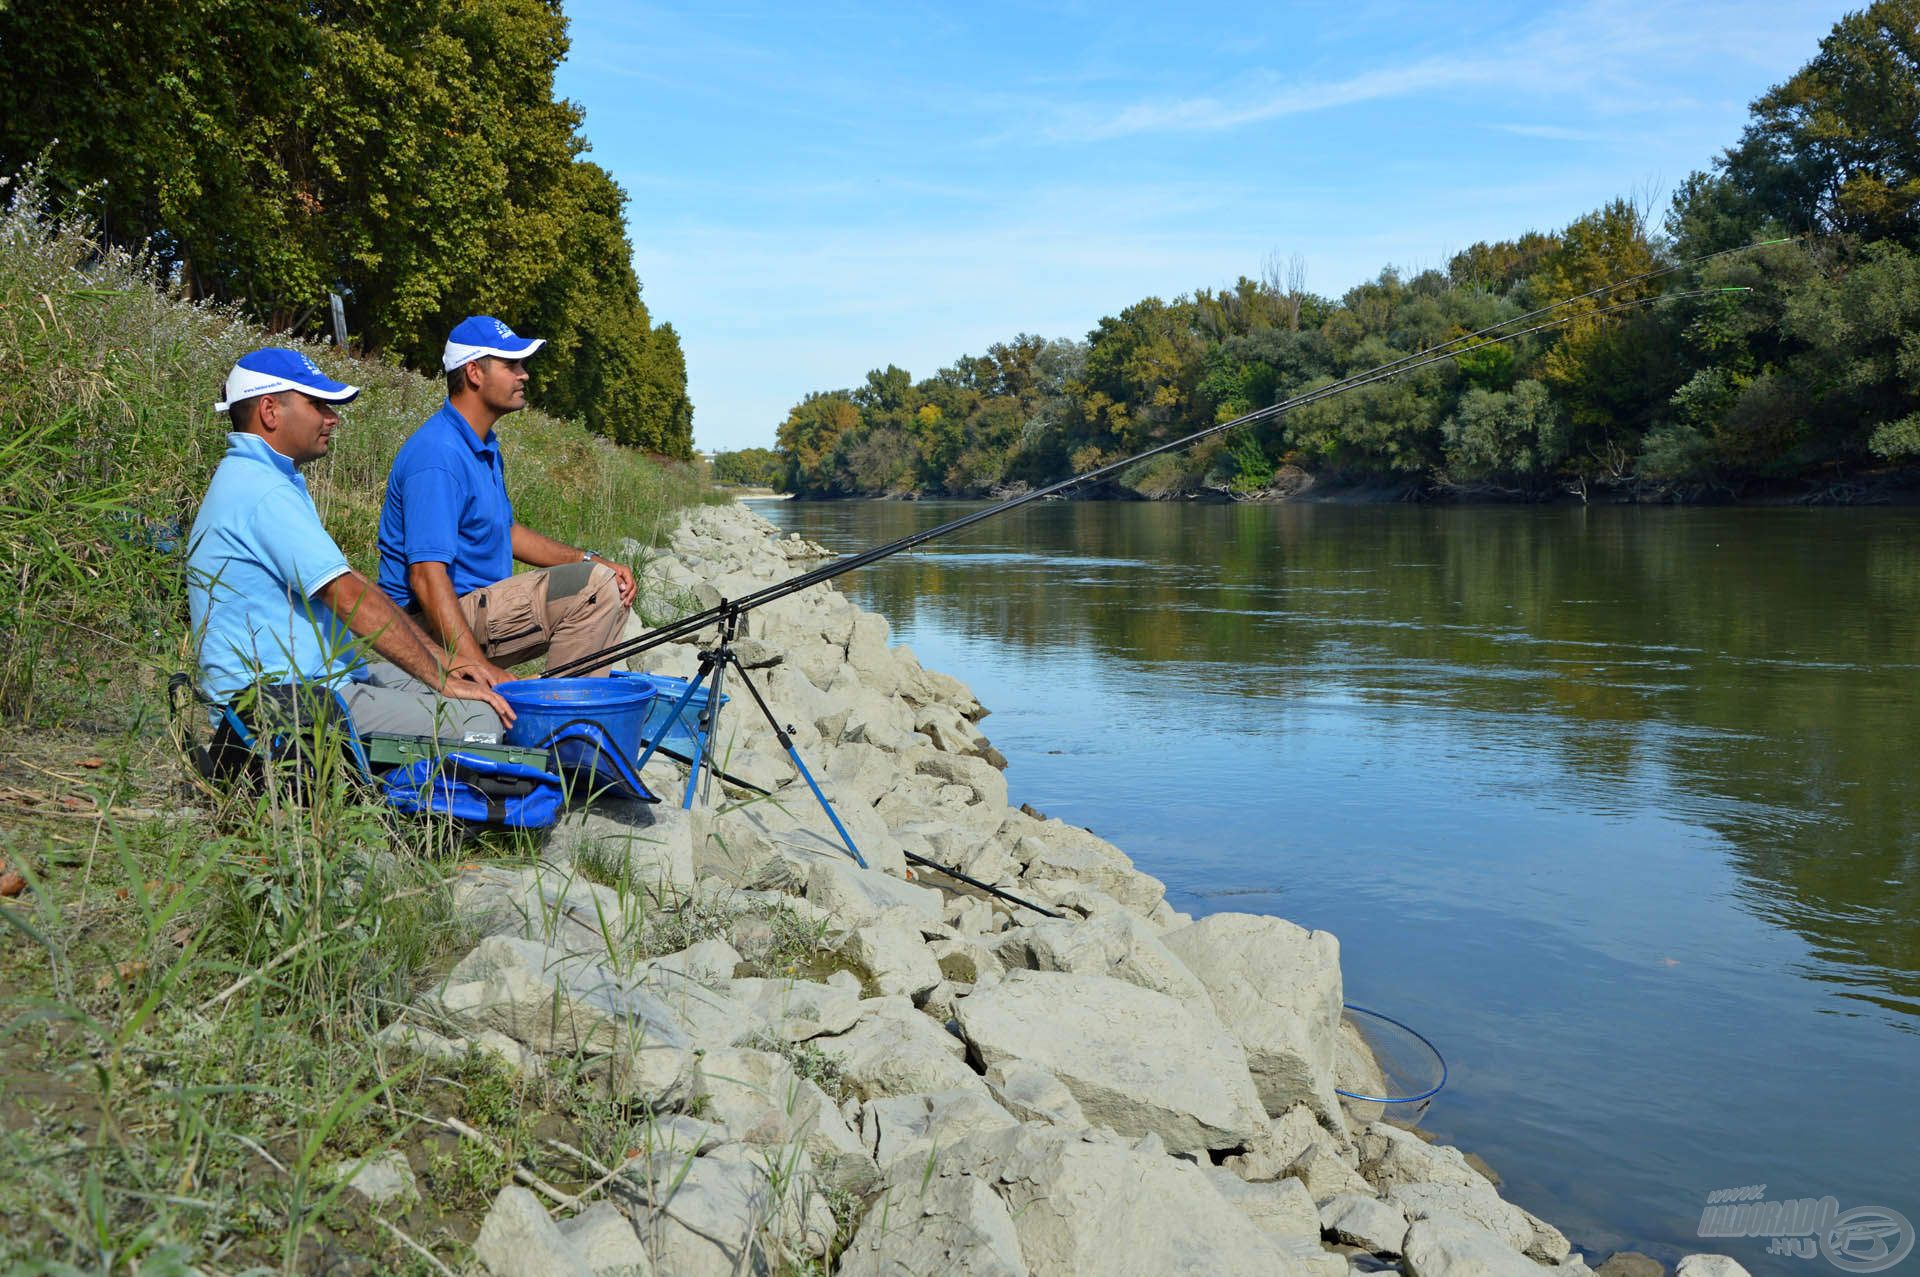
[1714,0,1920,247]
[0,0,691,455]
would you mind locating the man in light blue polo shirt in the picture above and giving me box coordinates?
[376,316,636,686]
[187,348,515,741]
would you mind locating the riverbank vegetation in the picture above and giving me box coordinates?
[0,0,694,456]
[753,2,1920,503]
[0,169,724,1267]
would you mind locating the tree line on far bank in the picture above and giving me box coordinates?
[0,0,693,457]
[730,2,1919,501]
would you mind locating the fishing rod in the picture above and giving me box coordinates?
[549,276,1758,678]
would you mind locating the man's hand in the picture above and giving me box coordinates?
[599,557,637,608]
[439,673,515,726]
[448,656,518,690]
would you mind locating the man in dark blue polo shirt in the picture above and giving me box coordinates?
[376,317,636,686]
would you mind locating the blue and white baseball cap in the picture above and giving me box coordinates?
[216,348,361,413]
[443,316,546,372]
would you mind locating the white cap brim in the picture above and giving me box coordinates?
[443,336,546,372]
[215,367,360,414]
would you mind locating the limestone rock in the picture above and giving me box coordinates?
[929,936,1004,984]
[814,998,985,1100]
[1401,1217,1543,1277]
[547,804,696,904]
[727,976,862,1041]
[1359,1123,1491,1193]
[691,1048,878,1194]
[1675,1258,1749,1277]
[858,1088,1019,1170]
[1321,1193,1411,1254]
[991,910,1206,1002]
[1223,1104,1330,1181]
[838,1159,1029,1277]
[556,1201,653,1276]
[808,858,944,925]
[1014,819,1164,916]
[1202,1167,1322,1239]
[953,970,1266,1153]
[1160,912,1345,1126]
[898,1124,1300,1276]
[982,1061,1088,1127]
[615,1142,830,1277]
[371,1021,543,1078]
[1289,1144,1376,1199]
[427,936,693,1059]
[475,1185,594,1277]
[1595,1254,1665,1277]
[832,917,945,999]
[1390,1182,1536,1254]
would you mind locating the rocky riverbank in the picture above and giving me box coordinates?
[373,501,1747,1277]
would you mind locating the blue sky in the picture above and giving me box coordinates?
[554,1,1853,452]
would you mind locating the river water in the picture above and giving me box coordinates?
[752,496,1919,1272]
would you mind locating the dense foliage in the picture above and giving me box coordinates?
[710,446,787,488]
[777,2,1920,500]
[0,0,693,455]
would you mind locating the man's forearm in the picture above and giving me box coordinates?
[319,571,447,686]
[510,522,586,569]
[409,562,488,666]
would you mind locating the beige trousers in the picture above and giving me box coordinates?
[458,561,625,676]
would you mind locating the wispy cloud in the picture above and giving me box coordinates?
[1042,58,1484,141]
[1492,123,1616,143]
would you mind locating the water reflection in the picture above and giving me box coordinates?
[782,500,1920,1021]
[758,497,1920,1268]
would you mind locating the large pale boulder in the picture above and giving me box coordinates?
[690,1048,878,1194]
[1202,1168,1322,1240]
[1402,1216,1544,1277]
[838,1160,1029,1277]
[1359,1123,1492,1192]
[1390,1182,1536,1254]
[726,976,862,1042]
[475,1186,594,1277]
[953,970,1266,1153]
[1013,819,1164,916]
[426,937,692,1060]
[831,917,945,999]
[814,998,986,1100]
[858,1088,1019,1170]
[1320,1192,1411,1254]
[991,910,1206,1002]
[807,858,943,925]
[546,804,696,904]
[1160,912,1345,1126]
[1675,1258,1751,1277]
[982,1061,1087,1128]
[616,1143,832,1277]
[451,865,645,957]
[556,1201,653,1276]
[885,1124,1309,1276]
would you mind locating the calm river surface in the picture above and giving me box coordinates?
[753,497,1919,1272]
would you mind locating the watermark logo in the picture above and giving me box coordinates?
[1700,1186,1912,1273]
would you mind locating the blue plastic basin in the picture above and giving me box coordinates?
[496,678,655,761]
[611,671,728,752]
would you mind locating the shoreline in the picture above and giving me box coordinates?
[398,501,1751,1276]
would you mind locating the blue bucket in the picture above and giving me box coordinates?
[496,678,655,760]
[612,671,728,752]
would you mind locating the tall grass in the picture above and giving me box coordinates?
[0,166,722,729]
[0,170,767,1271]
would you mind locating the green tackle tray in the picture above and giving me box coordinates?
[360,732,551,772]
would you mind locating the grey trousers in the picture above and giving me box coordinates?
[339,660,505,743]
